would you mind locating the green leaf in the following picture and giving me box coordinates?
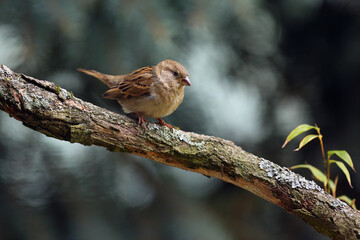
[328,150,355,172]
[291,164,335,191]
[330,160,353,188]
[291,164,327,185]
[328,179,335,194]
[337,195,357,210]
[294,134,319,151]
[337,195,353,205]
[282,124,317,148]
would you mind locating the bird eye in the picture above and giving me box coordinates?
[173,71,179,76]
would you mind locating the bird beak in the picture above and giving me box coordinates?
[180,76,191,86]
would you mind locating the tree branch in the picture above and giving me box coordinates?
[0,65,359,239]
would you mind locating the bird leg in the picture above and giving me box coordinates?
[157,118,173,129]
[136,113,149,129]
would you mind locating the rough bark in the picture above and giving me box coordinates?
[0,64,359,239]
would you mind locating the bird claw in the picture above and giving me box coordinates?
[157,118,173,129]
[134,114,172,130]
[136,113,149,129]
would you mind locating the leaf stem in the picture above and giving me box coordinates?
[316,126,329,192]
[333,176,338,198]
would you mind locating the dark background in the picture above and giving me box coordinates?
[1,0,359,239]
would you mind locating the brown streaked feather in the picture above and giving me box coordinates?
[101,88,125,100]
[77,68,124,88]
[107,66,154,99]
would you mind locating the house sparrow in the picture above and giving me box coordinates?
[78,60,191,129]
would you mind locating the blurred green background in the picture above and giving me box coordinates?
[1,0,359,239]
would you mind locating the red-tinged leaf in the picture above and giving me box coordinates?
[294,134,318,151]
[330,160,353,188]
[282,124,316,148]
[328,150,355,172]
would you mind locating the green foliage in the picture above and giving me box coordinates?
[291,164,336,192]
[329,160,352,188]
[295,134,318,151]
[337,195,358,210]
[282,124,317,148]
[328,150,355,171]
[283,124,357,209]
[291,164,329,187]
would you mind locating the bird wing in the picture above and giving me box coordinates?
[101,66,154,100]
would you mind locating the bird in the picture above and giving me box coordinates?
[78,59,191,129]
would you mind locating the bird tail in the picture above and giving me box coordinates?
[77,68,123,88]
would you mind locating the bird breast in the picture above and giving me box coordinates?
[146,85,185,118]
[118,85,185,119]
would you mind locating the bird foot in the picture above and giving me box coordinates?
[136,113,149,129]
[157,118,173,129]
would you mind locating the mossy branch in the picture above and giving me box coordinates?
[0,65,359,240]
